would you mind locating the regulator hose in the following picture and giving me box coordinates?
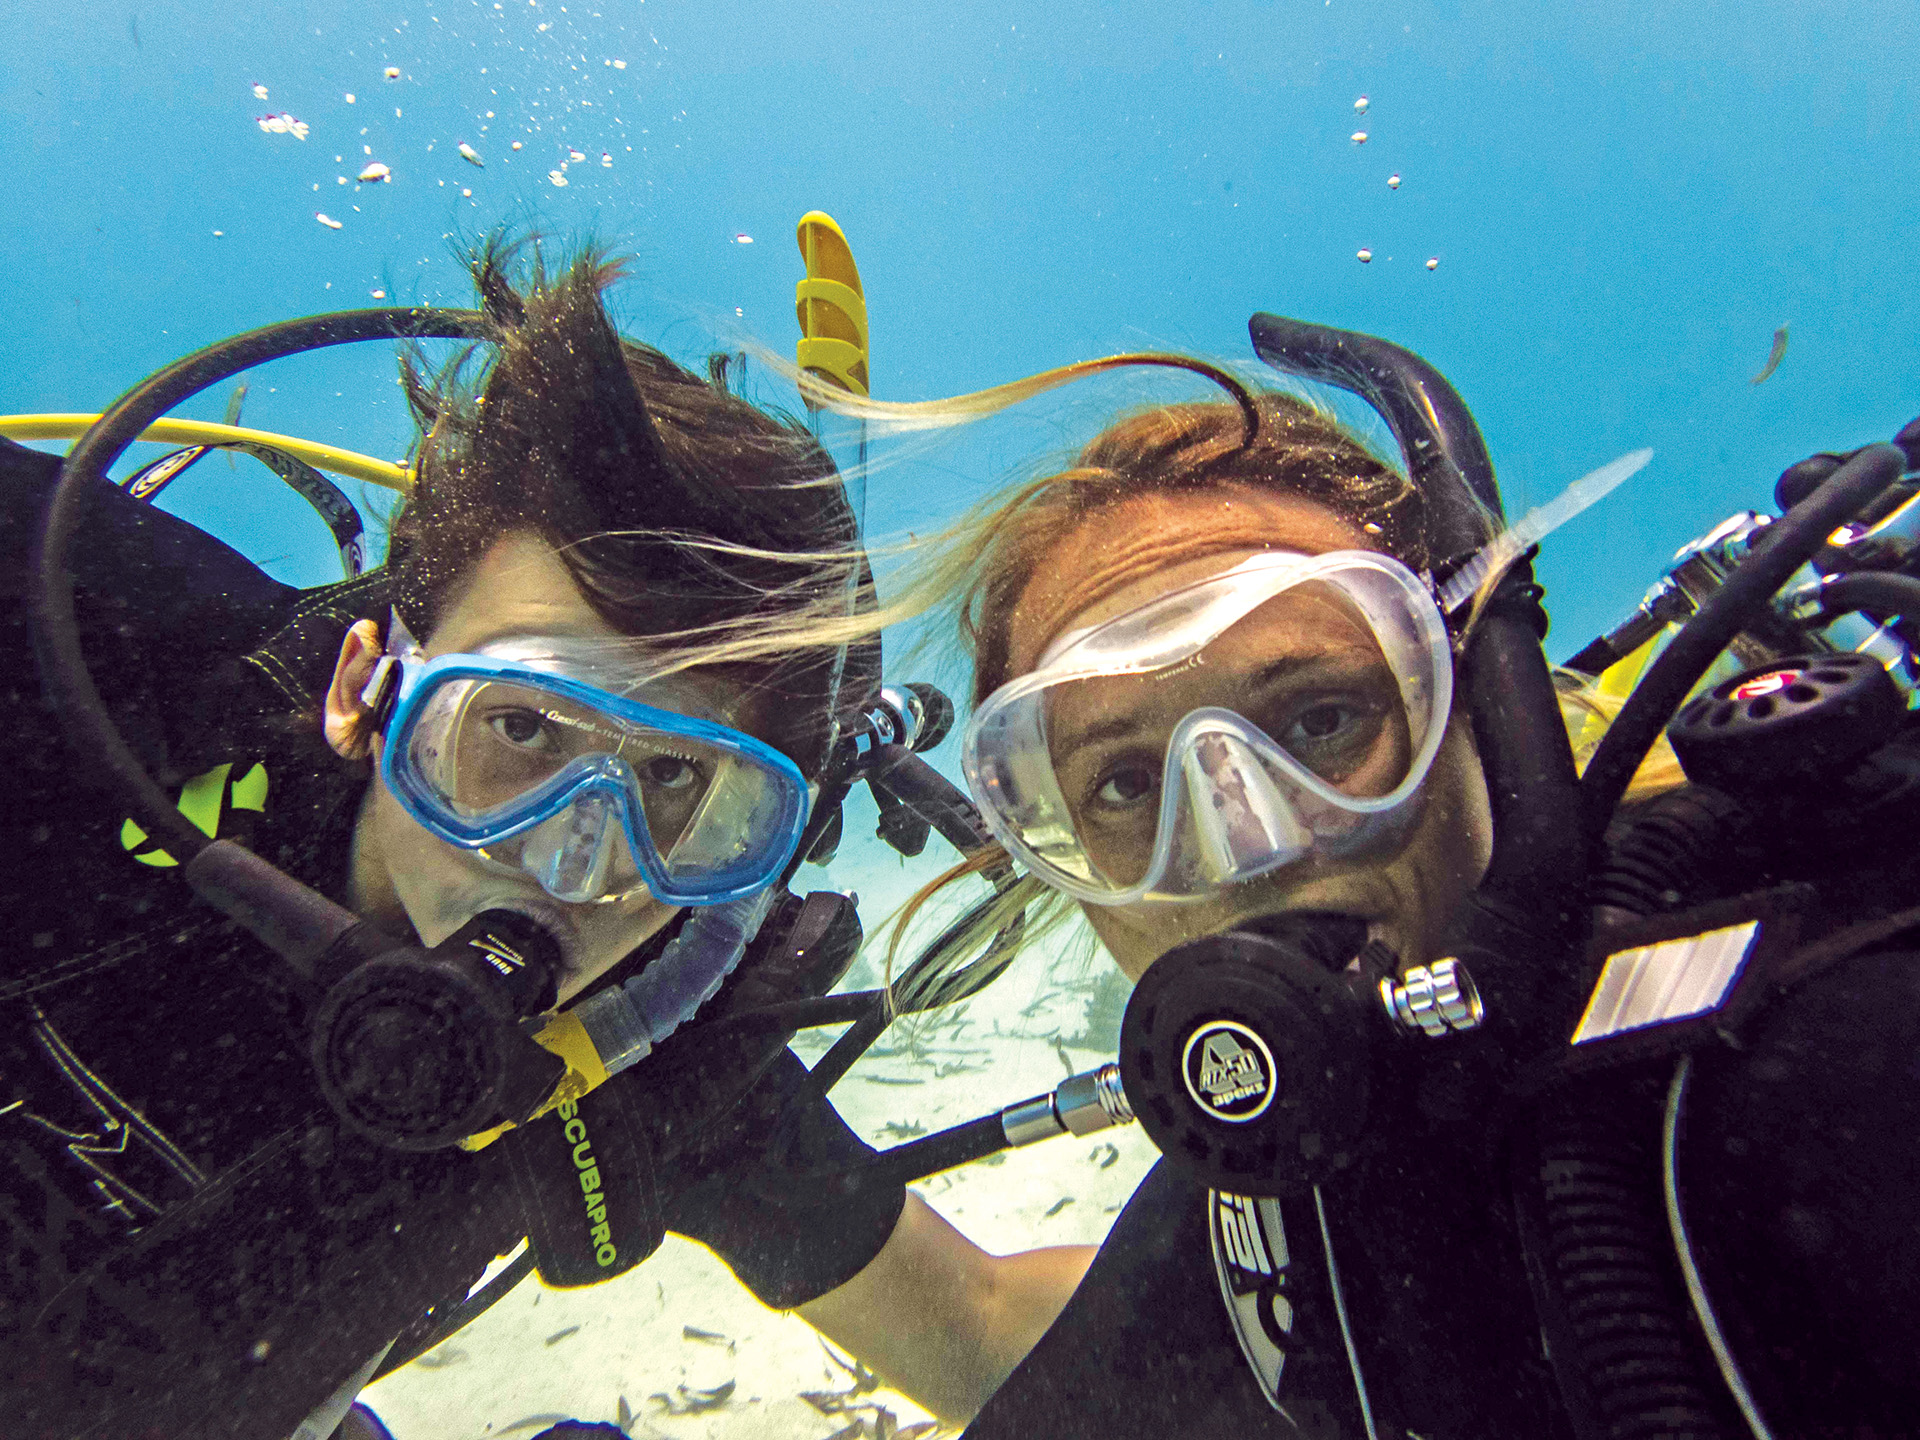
[32,309,485,862]
[1816,570,1920,630]
[1579,443,1908,845]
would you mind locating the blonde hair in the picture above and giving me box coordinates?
[599,350,1685,999]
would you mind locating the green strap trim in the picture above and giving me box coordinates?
[120,761,269,867]
[230,762,269,813]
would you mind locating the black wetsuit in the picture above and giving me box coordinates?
[970,832,1920,1436]
[0,438,904,1440]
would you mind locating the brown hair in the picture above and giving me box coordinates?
[386,236,862,774]
[962,392,1429,706]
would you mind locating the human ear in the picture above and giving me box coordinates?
[324,619,385,760]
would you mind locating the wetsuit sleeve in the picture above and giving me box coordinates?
[659,1049,906,1309]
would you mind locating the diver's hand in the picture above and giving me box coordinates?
[796,1192,1094,1423]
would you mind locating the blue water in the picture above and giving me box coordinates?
[8,0,1918,660]
[7,4,1918,1431]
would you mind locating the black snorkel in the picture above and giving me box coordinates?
[30,306,589,1152]
[1110,315,1589,1197]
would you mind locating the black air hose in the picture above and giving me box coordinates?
[1589,786,1748,922]
[1517,788,1755,1440]
[1817,570,1920,630]
[1581,444,1908,844]
[1521,1083,1744,1440]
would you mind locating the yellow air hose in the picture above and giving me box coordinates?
[0,414,412,492]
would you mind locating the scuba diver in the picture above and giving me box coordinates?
[0,239,1097,1439]
[804,318,1920,1437]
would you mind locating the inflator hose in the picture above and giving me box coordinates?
[1817,570,1920,629]
[1515,1082,1745,1440]
[32,308,485,861]
[1579,443,1908,846]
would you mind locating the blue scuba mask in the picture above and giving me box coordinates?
[371,621,810,906]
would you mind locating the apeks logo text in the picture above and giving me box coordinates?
[556,1098,618,1267]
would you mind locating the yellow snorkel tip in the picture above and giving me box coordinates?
[795,211,870,400]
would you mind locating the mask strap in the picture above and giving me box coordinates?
[359,608,423,735]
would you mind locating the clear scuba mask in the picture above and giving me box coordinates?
[374,622,811,906]
[960,550,1454,905]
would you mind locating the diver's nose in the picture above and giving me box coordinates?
[1182,732,1312,884]
[520,792,618,902]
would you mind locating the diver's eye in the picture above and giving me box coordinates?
[1291,702,1352,742]
[487,708,552,748]
[1093,764,1159,809]
[1273,696,1390,780]
[642,754,699,790]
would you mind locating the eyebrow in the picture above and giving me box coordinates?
[1056,649,1363,753]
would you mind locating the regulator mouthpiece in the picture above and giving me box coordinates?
[311,910,566,1151]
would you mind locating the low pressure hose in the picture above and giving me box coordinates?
[32,308,485,874]
[1580,443,1908,844]
[1813,570,1920,628]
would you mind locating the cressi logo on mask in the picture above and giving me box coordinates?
[556,1098,618,1267]
[1182,1021,1276,1123]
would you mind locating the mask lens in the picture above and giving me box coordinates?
[406,675,729,855]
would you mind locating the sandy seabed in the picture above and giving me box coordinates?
[363,829,1155,1440]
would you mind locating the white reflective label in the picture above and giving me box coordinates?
[1573,920,1761,1044]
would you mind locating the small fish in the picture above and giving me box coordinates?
[1388,173,1402,188]
[315,212,343,229]
[223,381,248,428]
[548,170,569,187]
[501,1417,571,1435]
[384,65,401,79]
[1091,1141,1120,1169]
[413,1345,467,1369]
[863,1075,924,1085]
[614,58,627,68]
[600,151,612,167]
[568,147,587,161]
[616,1395,634,1433]
[881,1120,928,1139]
[1357,248,1373,263]
[650,1380,736,1415]
[345,92,356,103]
[1354,95,1369,113]
[258,113,310,140]
[897,1426,940,1440]
[371,288,387,299]
[682,1324,735,1350]
[545,1324,581,1345]
[459,141,484,167]
[733,233,753,244]
[1751,324,1789,385]
[1044,1196,1074,1217]
[251,82,269,100]
[1351,130,1368,144]
[357,161,391,183]
[1426,257,1439,271]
